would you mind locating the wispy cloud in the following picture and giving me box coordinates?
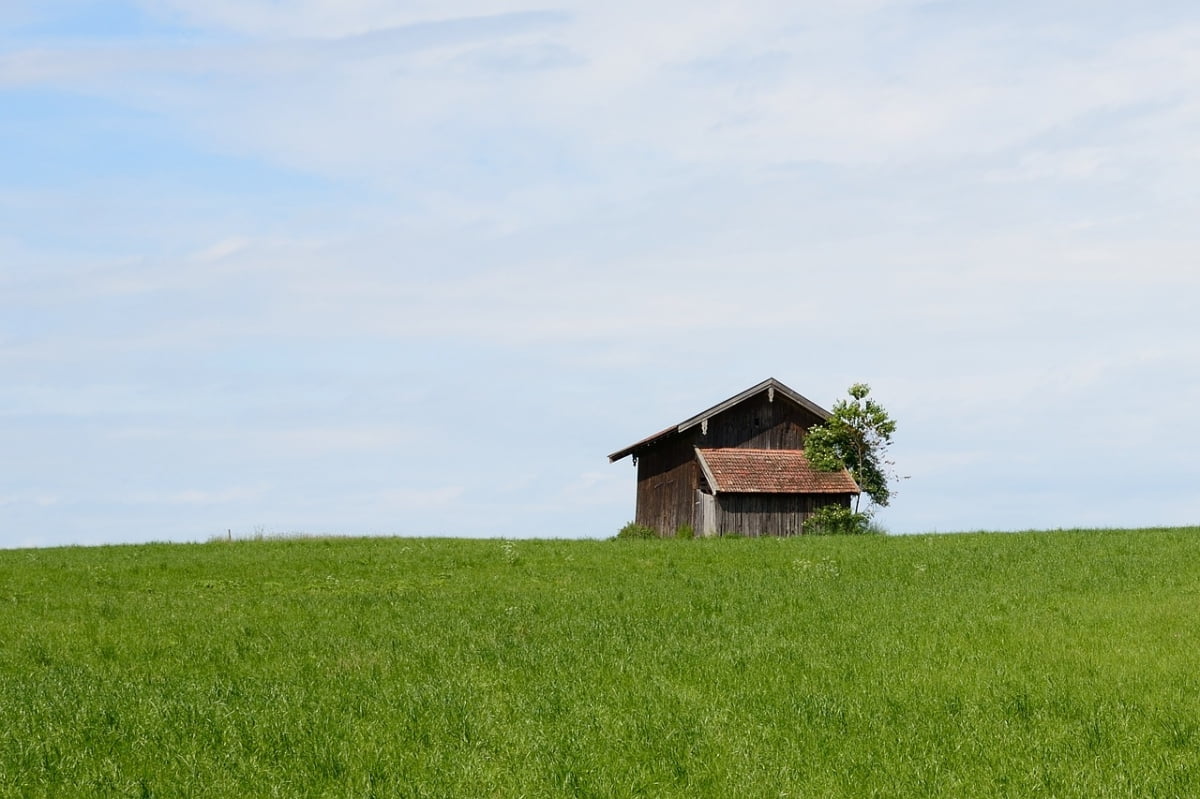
[125,486,268,506]
[4,2,1200,546]
[376,486,465,509]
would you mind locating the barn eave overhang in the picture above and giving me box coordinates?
[607,377,832,464]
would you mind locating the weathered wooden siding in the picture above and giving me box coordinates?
[696,490,716,536]
[632,394,828,536]
[698,393,818,450]
[712,493,853,537]
[634,436,699,534]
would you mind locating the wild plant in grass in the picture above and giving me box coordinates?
[802,505,876,535]
[615,521,657,539]
[500,540,518,564]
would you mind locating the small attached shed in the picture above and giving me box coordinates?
[608,378,859,537]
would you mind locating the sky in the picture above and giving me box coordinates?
[2,1,1199,548]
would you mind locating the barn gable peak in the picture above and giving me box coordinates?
[607,377,831,463]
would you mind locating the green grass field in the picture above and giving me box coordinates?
[2,529,1200,797]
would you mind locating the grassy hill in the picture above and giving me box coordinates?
[2,529,1199,797]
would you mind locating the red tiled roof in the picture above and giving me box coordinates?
[696,448,859,494]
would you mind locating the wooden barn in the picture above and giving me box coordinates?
[608,378,859,537]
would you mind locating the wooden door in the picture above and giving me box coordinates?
[695,490,716,537]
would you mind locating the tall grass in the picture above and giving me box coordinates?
[2,529,1199,797]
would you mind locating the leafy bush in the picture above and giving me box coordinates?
[615,521,658,540]
[802,505,877,536]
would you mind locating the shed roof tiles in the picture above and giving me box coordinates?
[695,448,859,494]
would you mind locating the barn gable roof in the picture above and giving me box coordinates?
[695,448,859,495]
[607,377,831,463]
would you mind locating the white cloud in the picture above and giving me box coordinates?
[376,485,465,509]
[0,384,171,417]
[190,236,252,262]
[0,493,61,508]
[125,486,267,505]
[5,3,1194,190]
[5,2,1200,544]
[559,470,627,507]
[985,148,1125,183]
[109,425,425,456]
[139,0,549,38]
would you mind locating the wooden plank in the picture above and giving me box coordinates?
[630,386,833,536]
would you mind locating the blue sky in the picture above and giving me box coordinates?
[3,0,1200,548]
